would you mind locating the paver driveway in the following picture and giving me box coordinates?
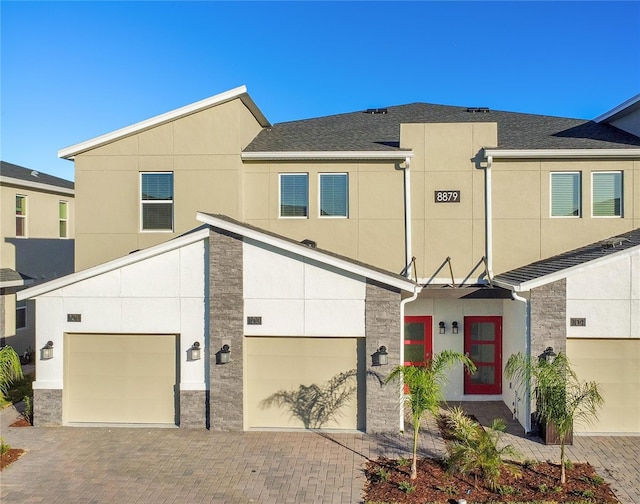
[1,403,639,503]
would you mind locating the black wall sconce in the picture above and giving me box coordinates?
[372,345,388,366]
[438,321,446,334]
[451,321,459,334]
[217,344,231,364]
[539,346,557,364]
[188,342,201,361]
[40,341,54,360]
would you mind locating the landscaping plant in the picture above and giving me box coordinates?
[505,351,604,484]
[0,346,23,396]
[385,350,476,479]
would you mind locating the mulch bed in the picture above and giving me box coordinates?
[0,449,25,471]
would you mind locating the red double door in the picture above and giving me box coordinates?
[403,315,502,395]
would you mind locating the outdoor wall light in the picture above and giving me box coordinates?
[540,346,557,364]
[40,341,54,360]
[372,346,388,366]
[189,342,201,361]
[439,321,446,334]
[451,321,459,334]
[217,344,231,364]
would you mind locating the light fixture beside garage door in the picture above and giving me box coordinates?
[40,340,54,360]
[372,345,388,366]
[189,342,201,361]
[217,344,231,364]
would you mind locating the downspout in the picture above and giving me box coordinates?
[403,157,413,277]
[399,285,421,432]
[511,290,532,433]
[484,155,495,280]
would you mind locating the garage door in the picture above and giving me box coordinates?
[64,334,177,425]
[246,337,363,430]
[567,338,640,434]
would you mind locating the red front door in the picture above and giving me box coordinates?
[403,316,433,366]
[464,316,502,395]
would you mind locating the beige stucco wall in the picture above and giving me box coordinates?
[73,98,263,270]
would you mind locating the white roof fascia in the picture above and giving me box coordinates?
[493,244,640,292]
[484,148,640,159]
[242,150,414,161]
[0,176,74,196]
[17,227,210,300]
[58,86,270,159]
[594,94,640,123]
[0,279,29,288]
[196,212,417,292]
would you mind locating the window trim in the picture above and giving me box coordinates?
[318,173,349,219]
[59,200,69,239]
[591,171,623,218]
[279,173,309,219]
[549,172,581,218]
[15,194,28,238]
[16,301,26,330]
[140,172,174,232]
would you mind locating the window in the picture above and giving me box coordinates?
[59,201,69,238]
[592,172,622,217]
[15,195,27,236]
[16,301,26,330]
[551,172,580,217]
[319,173,348,217]
[403,316,432,366]
[141,172,174,231]
[279,173,308,218]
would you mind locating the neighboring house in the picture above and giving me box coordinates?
[18,87,640,434]
[1,161,75,354]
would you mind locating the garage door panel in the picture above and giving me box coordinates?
[65,334,177,425]
[246,337,362,430]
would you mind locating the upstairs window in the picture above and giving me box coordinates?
[280,173,308,218]
[141,172,174,231]
[592,172,622,217]
[59,201,69,238]
[551,172,581,217]
[319,173,348,217]
[16,195,27,236]
[16,301,26,330]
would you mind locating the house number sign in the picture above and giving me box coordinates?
[434,190,461,203]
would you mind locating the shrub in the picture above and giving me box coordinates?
[0,437,10,456]
[397,481,416,494]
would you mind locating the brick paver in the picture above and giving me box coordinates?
[1,402,638,503]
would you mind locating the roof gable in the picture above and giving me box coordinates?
[58,86,270,159]
[494,228,640,291]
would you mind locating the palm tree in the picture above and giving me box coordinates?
[385,350,476,479]
[0,346,23,396]
[505,351,603,484]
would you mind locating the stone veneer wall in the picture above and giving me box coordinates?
[365,280,402,433]
[209,228,244,431]
[529,279,567,358]
[33,389,62,426]
[179,390,207,428]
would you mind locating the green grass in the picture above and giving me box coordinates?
[0,373,34,408]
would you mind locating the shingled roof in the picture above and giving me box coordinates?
[244,102,640,153]
[494,228,640,289]
[1,161,74,190]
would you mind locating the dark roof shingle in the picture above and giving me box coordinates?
[1,161,74,190]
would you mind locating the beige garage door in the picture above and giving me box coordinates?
[64,334,177,425]
[567,338,640,434]
[246,337,364,430]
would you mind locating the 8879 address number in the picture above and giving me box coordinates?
[434,190,461,203]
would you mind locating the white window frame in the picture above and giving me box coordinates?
[279,173,309,219]
[140,172,174,232]
[59,200,69,238]
[549,172,581,218]
[16,301,26,330]
[318,173,349,219]
[15,194,27,237]
[591,171,623,218]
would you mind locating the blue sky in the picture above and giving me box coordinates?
[2,1,639,182]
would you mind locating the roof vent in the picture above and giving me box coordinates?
[301,239,317,248]
[466,107,490,113]
[30,170,39,177]
[364,108,388,115]
[601,236,630,249]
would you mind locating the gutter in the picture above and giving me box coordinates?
[399,285,421,431]
[511,290,532,433]
[484,148,640,159]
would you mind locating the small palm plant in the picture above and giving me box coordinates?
[505,351,603,484]
[385,350,476,479]
[444,406,521,490]
[0,346,23,396]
